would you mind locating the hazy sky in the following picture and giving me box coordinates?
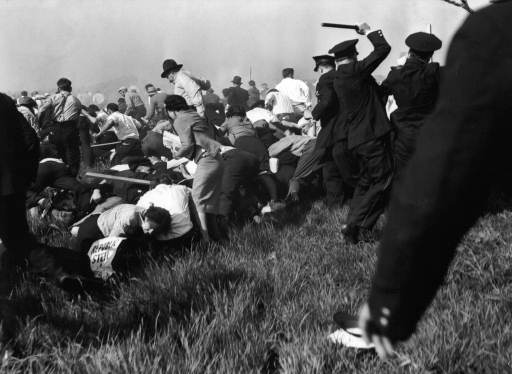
[0,0,489,94]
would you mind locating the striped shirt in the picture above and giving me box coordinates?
[46,91,82,122]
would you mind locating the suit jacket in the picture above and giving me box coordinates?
[332,30,392,149]
[227,86,249,109]
[368,1,512,342]
[381,58,441,131]
[312,69,338,151]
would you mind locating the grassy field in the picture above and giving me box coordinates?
[1,198,512,373]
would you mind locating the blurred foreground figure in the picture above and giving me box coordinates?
[0,93,39,291]
[357,0,512,358]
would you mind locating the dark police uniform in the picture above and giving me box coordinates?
[310,55,346,204]
[367,0,512,342]
[381,32,442,176]
[330,30,393,241]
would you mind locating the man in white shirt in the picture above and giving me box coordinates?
[160,59,205,117]
[264,89,295,120]
[136,184,193,241]
[94,103,143,164]
[275,68,311,115]
[246,106,279,127]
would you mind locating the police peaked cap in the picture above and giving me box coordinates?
[312,54,335,71]
[405,32,442,52]
[328,39,359,59]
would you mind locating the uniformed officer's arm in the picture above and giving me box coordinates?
[367,10,502,342]
[357,30,391,76]
[311,76,336,122]
[379,72,394,98]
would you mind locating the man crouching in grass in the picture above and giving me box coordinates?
[73,204,171,253]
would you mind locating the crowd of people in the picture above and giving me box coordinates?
[2,0,511,358]
[1,19,445,330]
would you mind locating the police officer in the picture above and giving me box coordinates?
[381,32,442,177]
[303,55,346,205]
[329,23,393,243]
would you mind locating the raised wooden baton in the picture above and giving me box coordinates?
[321,23,359,30]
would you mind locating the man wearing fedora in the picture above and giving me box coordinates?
[380,32,442,178]
[161,59,205,117]
[227,76,249,110]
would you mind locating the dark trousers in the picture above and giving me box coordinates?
[289,141,324,193]
[219,149,259,218]
[235,136,282,201]
[92,132,119,159]
[346,137,393,230]
[112,138,143,165]
[141,131,173,159]
[79,126,94,167]
[324,140,359,204]
[32,161,83,193]
[322,160,344,204]
[0,193,34,267]
[234,136,271,171]
[27,161,96,216]
[332,140,358,189]
[49,120,81,176]
[74,214,103,253]
[394,127,420,179]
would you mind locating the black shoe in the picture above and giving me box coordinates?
[333,310,360,332]
[341,224,360,244]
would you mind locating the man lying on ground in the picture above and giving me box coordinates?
[73,203,171,253]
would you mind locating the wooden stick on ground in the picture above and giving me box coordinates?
[90,141,122,148]
[85,172,151,185]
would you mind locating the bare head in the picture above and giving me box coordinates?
[282,68,294,79]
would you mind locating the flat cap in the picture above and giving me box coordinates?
[328,39,359,59]
[405,32,442,52]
